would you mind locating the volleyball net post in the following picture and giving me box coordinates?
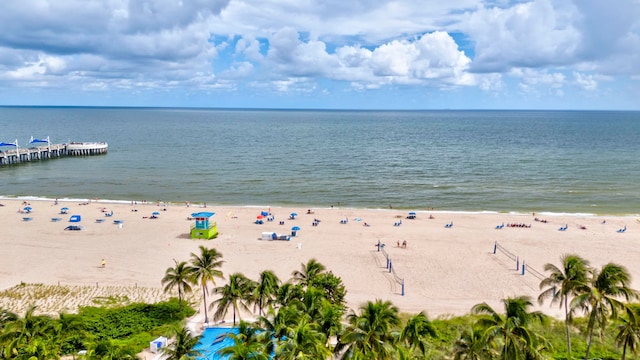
[379,244,405,296]
[493,241,546,282]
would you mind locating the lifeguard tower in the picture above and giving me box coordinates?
[190,212,218,239]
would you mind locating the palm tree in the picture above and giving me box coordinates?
[453,326,496,360]
[85,340,137,360]
[254,270,281,317]
[538,253,590,358]
[400,311,436,356]
[161,326,202,360]
[277,316,331,360]
[336,299,401,360]
[0,308,17,329]
[211,272,254,325]
[315,299,345,343]
[189,246,224,324]
[55,312,85,359]
[572,262,638,360]
[276,283,304,307]
[257,305,302,355]
[162,260,194,310]
[472,296,548,359]
[616,304,640,360]
[0,305,56,358]
[306,271,347,306]
[292,258,326,287]
[217,321,269,360]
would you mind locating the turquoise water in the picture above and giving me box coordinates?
[194,327,239,359]
[0,107,639,215]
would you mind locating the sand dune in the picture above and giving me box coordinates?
[1,198,638,319]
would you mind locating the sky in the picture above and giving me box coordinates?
[0,0,639,110]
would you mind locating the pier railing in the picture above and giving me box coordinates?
[0,142,108,166]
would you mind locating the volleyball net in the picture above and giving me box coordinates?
[377,241,405,296]
[492,241,546,281]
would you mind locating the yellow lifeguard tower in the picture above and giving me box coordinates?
[190,212,218,239]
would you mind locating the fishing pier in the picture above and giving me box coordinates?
[0,137,108,166]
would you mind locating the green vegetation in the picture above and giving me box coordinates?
[0,298,193,358]
[2,248,640,359]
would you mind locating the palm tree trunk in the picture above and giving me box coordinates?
[584,308,597,360]
[202,285,209,323]
[178,287,183,311]
[622,342,627,360]
[564,300,572,359]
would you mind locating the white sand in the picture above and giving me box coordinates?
[1,198,638,319]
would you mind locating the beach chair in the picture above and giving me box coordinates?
[495,223,504,229]
[340,219,348,224]
[558,225,568,231]
[445,222,453,228]
[617,226,627,233]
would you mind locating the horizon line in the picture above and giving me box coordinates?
[0,105,638,112]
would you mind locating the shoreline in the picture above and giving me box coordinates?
[2,195,637,218]
[1,196,638,319]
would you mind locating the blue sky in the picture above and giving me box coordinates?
[0,0,639,110]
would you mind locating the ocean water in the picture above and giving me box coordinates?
[0,107,639,215]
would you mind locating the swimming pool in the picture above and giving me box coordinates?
[193,327,239,360]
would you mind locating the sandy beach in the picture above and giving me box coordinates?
[1,198,638,320]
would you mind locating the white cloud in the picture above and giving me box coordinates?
[235,36,263,62]
[257,30,474,90]
[463,0,581,72]
[0,0,638,108]
[573,72,597,91]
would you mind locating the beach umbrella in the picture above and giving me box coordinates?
[24,206,32,211]
[61,207,69,211]
[290,212,297,217]
[409,211,416,215]
[152,211,160,216]
[292,226,301,231]
[257,215,264,219]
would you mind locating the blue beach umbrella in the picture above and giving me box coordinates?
[290,212,298,217]
[409,211,416,215]
[292,226,301,231]
[152,211,160,216]
[23,206,32,212]
[61,207,69,211]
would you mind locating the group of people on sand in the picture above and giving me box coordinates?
[507,223,531,228]
[397,240,407,249]
[534,217,548,223]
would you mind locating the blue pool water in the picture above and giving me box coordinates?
[193,327,239,360]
